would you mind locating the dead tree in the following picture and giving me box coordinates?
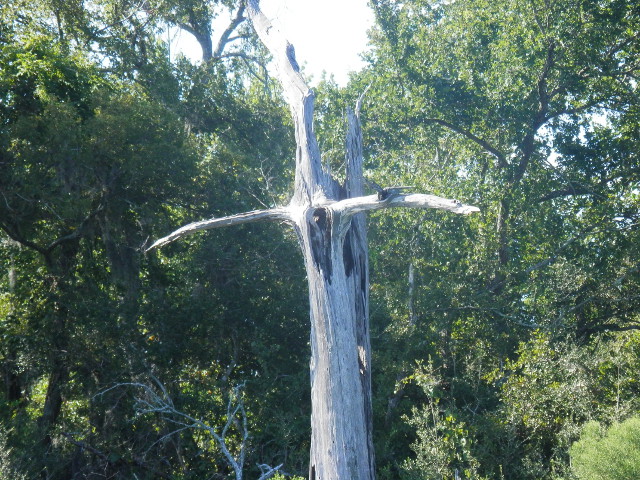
[147,1,479,478]
[97,380,282,480]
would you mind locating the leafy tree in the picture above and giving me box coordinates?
[1,0,305,477]
[400,362,485,480]
[490,332,596,478]
[0,24,200,475]
[366,0,640,337]
[338,0,640,477]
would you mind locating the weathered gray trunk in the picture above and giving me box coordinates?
[294,151,375,478]
[299,216,374,479]
[244,6,377,474]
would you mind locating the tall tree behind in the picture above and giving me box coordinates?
[366,0,640,343]
[353,0,639,477]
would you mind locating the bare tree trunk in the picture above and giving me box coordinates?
[301,228,375,479]
[39,354,68,439]
[298,104,375,479]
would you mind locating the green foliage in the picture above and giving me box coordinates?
[271,474,305,480]
[400,363,485,480]
[488,332,595,478]
[342,0,640,478]
[0,427,26,480]
[1,1,304,477]
[571,417,640,480]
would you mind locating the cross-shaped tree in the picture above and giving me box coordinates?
[148,1,479,478]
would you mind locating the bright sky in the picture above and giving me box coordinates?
[260,0,374,85]
[171,0,374,86]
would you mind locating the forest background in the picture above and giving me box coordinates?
[1,0,639,479]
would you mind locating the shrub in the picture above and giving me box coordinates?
[570,416,640,480]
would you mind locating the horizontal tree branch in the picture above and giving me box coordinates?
[146,207,292,251]
[523,229,592,275]
[0,201,106,258]
[536,187,593,203]
[218,51,264,63]
[333,193,480,219]
[147,194,479,252]
[45,202,106,252]
[0,220,48,256]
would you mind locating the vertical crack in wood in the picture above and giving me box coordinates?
[342,230,355,277]
[309,207,333,281]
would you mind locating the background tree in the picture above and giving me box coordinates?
[148,2,479,478]
[342,0,640,478]
[1,0,307,477]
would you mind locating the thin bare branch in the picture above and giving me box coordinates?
[523,230,589,275]
[355,83,372,116]
[257,463,284,480]
[423,117,506,167]
[536,186,593,203]
[46,203,105,252]
[62,433,173,480]
[146,207,292,251]
[98,380,275,480]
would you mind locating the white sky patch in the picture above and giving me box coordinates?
[260,0,374,86]
[170,0,374,87]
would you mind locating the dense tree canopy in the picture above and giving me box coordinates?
[350,0,640,477]
[1,0,639,479]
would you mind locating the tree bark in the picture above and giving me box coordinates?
[298,211,375,478]
[295,103,375,479]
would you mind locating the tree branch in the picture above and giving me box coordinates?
[333,193,480,222]
[423,118,507,167]
[98,380,283,480]
[511,41,557,185]
[146,207,292,251]
[45,202,106,252]
[523,229,592,275]
[177,20,213,61]
[0,201,105,258]
[213,2,246,59]
[0,220,48,256]
[257,463,285,480]
[61,432,174,479]
[536,186,593,203]
[246,0,333,204]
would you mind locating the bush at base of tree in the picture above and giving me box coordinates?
[570,416,640,480]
